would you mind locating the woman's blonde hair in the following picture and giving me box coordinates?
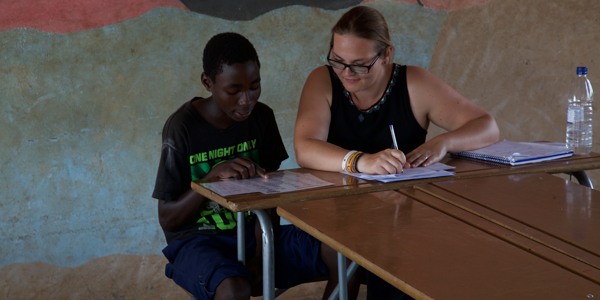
[330,6,393,54]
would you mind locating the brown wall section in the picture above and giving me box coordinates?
[0,255,184,299]
[428,0,600,186]
[0,255,349,299]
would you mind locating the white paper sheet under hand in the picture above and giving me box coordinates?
[342,162,456,183]
[200,171,334,197]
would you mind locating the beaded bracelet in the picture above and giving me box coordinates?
[345,151,364,173]
[342,150,357,171]
[353,152,365,172]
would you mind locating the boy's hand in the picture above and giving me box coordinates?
[207,157,268,180]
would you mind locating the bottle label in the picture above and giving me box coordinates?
[567,106,584,124]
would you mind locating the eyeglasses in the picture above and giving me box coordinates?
[327,50,382,74]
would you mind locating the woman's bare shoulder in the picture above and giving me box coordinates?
[301,65,333,104]
[405,64,455,97]
[305,66,332,86]
[405,65,433,82]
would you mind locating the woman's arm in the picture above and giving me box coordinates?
[294,67,345,171]
[405,66,499,167]
[294,67,408,174]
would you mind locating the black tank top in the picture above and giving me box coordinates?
[326,64,427,154]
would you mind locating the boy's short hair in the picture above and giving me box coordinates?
[202,32,261,82]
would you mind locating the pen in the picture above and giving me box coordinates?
[389,125,403,174]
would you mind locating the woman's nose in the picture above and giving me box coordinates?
[342,66,355,76]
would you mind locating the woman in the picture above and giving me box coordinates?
[295,6,498,175]
[294,5,499,299]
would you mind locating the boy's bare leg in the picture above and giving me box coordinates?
[215,277,252,300]
[320,243,364,300]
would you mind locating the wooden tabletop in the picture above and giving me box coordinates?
[415,173,600,272]
[277,174,600,299]
[191,153,600,212]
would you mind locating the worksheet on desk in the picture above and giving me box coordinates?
[200,171,334,196]
[342,162,456,183]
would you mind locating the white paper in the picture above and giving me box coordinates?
[342,162,456,183]
[377,170,455,183]
[421,162,456,171]
[200,171,334,196]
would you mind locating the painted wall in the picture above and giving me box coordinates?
[427,0,600,184]
[1,1,446,298]
[1,0,598,298]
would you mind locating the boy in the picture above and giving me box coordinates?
[152,33,349,300]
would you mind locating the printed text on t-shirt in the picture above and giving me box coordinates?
[189,139,257,164]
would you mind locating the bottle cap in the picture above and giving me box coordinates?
[577,66,588,75]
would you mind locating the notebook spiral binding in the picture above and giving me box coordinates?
[453,151,514,164]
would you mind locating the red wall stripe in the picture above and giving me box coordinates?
[0,0,188,33]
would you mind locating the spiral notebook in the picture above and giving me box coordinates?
[453,141,574,166]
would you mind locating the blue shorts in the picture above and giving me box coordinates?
[162,221,329,300]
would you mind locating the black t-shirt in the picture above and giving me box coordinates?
[327,64,427,154]
[152,98,289,244]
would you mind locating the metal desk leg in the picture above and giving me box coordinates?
[328,260,359,300]
[237,212,245,265]
[253,209,275,300]
[567,171,594,188]
[337,252,348,300]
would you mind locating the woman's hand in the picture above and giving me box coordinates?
[406,136,448,168]
[206,157,268,179]
[356,149,411,175]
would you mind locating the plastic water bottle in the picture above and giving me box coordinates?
[566,66,594,154]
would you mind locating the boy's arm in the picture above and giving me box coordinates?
[158,190,207,233]
[158,157,268,232]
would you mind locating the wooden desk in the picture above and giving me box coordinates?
[277,174,600,299]
[414,173,600,276]
[191,153,600,212]
[190,153,600,300]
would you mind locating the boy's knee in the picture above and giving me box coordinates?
[319,243,338,270]
[215,276,252,300]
